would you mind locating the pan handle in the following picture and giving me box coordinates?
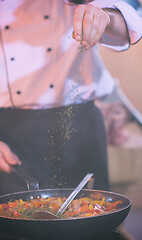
[11,165,39,191]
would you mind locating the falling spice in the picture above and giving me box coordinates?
[47,40,86,187]
[47,103,79,187]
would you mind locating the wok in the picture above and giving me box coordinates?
[0,188,131,240]
[0,165,131,239]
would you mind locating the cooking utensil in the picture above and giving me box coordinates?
[0,189,131,240]
[33,173,93,219]
[10,165,93,219]
[0,165,131,240]
[10,164,39,191]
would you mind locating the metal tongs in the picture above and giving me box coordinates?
[33,173,94,220]
[10,164,93,220]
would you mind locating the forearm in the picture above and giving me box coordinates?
[103,8,129,43]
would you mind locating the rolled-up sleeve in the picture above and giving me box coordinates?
[91,0,142,51]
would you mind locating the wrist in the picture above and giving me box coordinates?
[102,8,118,31]
[102,8,129,42]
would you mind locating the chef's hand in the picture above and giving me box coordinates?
[0,141,21,173]
[73,4,110,49]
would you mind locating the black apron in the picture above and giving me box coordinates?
[0,101,110,195]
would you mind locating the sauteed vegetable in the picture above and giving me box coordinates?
[0,196,122,220]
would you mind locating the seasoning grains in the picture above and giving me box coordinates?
[41,43,85,187]
[46,103,79,188]
[48,44,86,186]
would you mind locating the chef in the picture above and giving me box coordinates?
[0,0,141,195]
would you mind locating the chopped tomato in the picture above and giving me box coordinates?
[0,196,122,220]
[80,205,88,213]
[1,204,8,209]
[13,211,20,217]
[24,203,30,209]
[33,201,42,207]
[70,205,88,216]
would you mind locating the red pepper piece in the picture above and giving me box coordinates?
[13,211,21,217]
[2,204,8,209]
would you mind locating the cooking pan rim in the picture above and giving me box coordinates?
[0,188,132,222]
[0,188,132,202]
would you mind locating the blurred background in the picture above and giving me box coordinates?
[99,32,142,239]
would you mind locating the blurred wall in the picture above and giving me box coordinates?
[99,40,142,187]
[99,40,142,113]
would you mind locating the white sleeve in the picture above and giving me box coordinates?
[90,0,142,51]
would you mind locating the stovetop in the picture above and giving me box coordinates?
[0,230,120,240]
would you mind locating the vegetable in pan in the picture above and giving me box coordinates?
[0,196,122,220]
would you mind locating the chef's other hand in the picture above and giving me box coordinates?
[73,4,110,49]
[0,141,21,173]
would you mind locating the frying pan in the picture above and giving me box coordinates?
[0,166,131,240]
